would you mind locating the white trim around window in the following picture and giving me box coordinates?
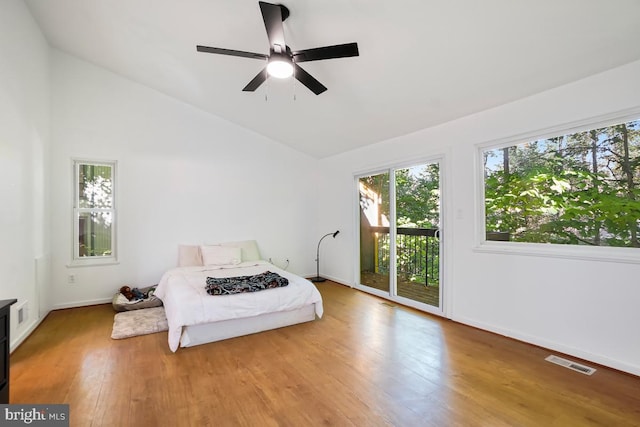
[69,158,118,267]
[474,106,640,264]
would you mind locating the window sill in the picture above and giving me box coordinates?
[473,241,640,264]
[67,258,119,268]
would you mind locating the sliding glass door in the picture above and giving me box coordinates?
[358,172,390,293]
[394,163,441,309]
[358,160,443,314]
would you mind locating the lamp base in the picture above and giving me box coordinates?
[310,276,327,283]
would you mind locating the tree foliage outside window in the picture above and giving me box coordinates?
[74,161,116,259]
[484,119,640,247]
[358,165,440,229]
[395,164,440,229]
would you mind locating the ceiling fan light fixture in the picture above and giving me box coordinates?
[196,1,359,94]
[267,56,294,79]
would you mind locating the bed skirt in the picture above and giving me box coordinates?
[179,303,317,348]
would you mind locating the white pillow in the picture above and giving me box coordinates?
[220,240,261,262]
[178,245,203,267]
[200,245,242,266]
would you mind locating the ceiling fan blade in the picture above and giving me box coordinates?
[197,45,268,60]
[294,64,327,95]
[242,68,269,92]
[292,42,359,63]
[259,1,286,49]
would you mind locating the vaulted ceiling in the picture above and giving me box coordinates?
[25,0,640,158]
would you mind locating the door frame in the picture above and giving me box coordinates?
[353,154,449,318]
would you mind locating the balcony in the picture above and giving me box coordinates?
[360,226,440,307]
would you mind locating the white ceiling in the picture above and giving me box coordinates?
[25,0,640,158]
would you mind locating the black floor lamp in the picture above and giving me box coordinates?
[311,230,339,282]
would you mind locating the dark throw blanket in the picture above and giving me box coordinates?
[205,271,289,296]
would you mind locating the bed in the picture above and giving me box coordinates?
[154,241,323,352]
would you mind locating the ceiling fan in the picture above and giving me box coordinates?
[196,1,359,95]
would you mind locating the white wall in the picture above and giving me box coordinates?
[318,59,640,376]
[50,50,319,308]
[0,0,51,349]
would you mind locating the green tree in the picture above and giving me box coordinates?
[484,119,640,248]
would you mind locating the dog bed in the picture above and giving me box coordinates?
[112,285,163,312]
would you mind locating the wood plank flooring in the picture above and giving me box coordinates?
[10,282,640,426]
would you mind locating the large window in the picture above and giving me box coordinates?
[483,117,640,248]
[73,160,116,263]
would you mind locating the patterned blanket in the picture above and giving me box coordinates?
[205,271,289,296]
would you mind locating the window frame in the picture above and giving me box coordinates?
[474,107,640,264]
[70,158,118,267]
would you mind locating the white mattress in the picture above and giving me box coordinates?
[155,261,323,351]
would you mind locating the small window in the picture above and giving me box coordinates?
[483,118,640,248]
[73,160,117,264]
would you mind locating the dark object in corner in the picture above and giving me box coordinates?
[0,299,17,404]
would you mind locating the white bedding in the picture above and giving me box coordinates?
[155,261,324,351]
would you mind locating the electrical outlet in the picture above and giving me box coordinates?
[68,274,76,284]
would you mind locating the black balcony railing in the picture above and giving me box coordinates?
[369,226,440,286]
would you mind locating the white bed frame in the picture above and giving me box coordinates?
[179,303,317,348]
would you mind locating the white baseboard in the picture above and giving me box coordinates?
[453,315,640,377]
[51,297,112,310]
[307,273,353,287]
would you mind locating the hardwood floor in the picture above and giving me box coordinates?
[11,282,640,426]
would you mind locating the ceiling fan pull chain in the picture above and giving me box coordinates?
[293,65,297,101]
